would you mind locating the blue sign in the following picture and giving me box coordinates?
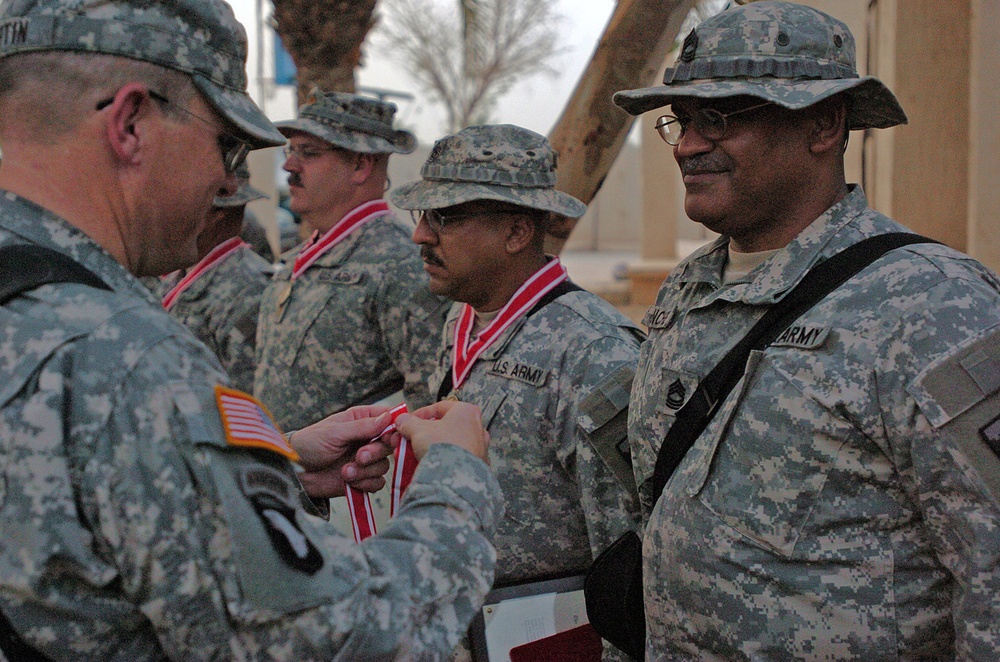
[274,34,296,86]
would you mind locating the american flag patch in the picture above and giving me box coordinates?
[214,385,299,462]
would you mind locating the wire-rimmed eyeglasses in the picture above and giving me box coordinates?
[95,90,251,174]
[654,101,773,146]
[282,144,339,162]
[409,208,483,232]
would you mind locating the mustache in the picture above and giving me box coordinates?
[679,155,729,176]
[287,173,303,187]
[420,246,445,267]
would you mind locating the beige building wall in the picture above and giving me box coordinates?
[969,0,1000,272]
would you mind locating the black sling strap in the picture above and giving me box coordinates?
[0,244,111,306]
[650,232,938,498]
[435,279,583,401]
[1,244,109,661]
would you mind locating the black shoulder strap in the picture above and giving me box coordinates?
[0,244,111,306]
[435,279,584,401]
[0,244,101,662]
[650,233,939,499]
[0,608,51,661]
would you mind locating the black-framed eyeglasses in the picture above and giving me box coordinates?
[282,144,339,162]
[654,100,773,145]
[409,208,483,232]
[95,90,251,174]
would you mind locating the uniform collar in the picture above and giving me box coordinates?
[675,185,870,307]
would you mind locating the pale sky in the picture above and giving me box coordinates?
[227,0,617,145]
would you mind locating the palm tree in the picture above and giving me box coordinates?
[271,0,379,101]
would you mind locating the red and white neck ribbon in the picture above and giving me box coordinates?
[161,237,245,311]
[291,199,391,280]
[451,258,567,390]
[346,403,414,542]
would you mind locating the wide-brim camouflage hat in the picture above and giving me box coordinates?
[214,161,267,208]
[0,0,285,149]
[390,124,587,219]
[613,1,907,131]
[277,89,416,154]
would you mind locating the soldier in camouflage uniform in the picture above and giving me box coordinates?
[147,162,273,393]
[254,91,449,432]
[393,125,643,658]
[613,2,1000,659]
[0,0,504,659]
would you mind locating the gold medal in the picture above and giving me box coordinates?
[275,281,293,322]
[277,281,293,307]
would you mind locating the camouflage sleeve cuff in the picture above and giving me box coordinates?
[407,444,505,536]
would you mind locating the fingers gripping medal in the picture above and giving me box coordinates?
[345,403,414,542]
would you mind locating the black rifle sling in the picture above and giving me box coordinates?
[650,233,938,499]
[0,244,109,661]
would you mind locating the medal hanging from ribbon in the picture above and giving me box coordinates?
[346,402,418,542]
[162,237,246,311]
[451,258,568,391]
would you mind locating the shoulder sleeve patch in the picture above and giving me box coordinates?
[909,326,1000,426]
[579,364,637,495]
[214,385,299,462]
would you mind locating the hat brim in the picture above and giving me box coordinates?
[390,180,587,219]
[613,76,907,130]
[193,74,286,149]
[276,117,416,154]
[214,183,268,208]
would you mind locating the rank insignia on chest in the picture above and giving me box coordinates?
[982,413,1000,454]
[665,379,687,409]
[489,359,549,387]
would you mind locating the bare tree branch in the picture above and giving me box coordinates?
[375,0,566,132]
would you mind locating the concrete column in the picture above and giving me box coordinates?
[627,56,683,310]
[969,0,1000,272]
[878,0,971,250]
[246,147,281,257]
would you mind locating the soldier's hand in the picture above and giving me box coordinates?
[291,406,395,498]
[395,401,491,463]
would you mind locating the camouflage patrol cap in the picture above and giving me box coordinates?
[390,124,587,219]
[0,0,285,149]
[613,1,907,130]
[213,161,267,208]
[276,89,416,155]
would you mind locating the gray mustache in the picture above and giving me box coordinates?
[680,156,729,176]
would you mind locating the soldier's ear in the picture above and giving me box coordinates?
[102,83,158,167]
[808,96,848,156]
[504,215,535,254]
[351,152,376,184]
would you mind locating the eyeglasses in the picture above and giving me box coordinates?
[283,144,338,162]
[95,90,251,173]
[654,101,773,145]
[409,208,483,232]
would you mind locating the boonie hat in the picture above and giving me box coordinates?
[390,124,586,219]
[613,1,907,130]
[214,161,267,208]
[277,89,416,155]
[0,0,285,149]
